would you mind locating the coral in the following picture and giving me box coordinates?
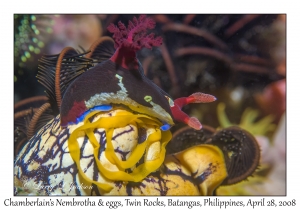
[217,102,276,136]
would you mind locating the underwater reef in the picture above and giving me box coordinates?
[14,14,286,195]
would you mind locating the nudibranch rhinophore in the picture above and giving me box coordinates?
[14,15,260,195]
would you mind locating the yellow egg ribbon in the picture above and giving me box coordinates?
[67,109,172,192]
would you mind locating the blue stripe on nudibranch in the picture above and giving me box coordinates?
[160,124,172,131]
[75,104,113,124]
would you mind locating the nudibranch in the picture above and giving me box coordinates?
[59,15,215,130]
[14,15,260,196]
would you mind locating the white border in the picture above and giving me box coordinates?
[2,1,296,209]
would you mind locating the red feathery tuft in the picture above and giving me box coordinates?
[107,15,162,51]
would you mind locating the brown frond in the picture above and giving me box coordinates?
[37,48,94,113]
[27,102,52,139]
[85,36,115,61]
[14,95,48,113]
[162,23,228,51]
